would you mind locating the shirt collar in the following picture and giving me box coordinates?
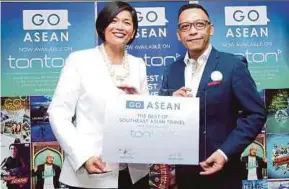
[184,44,212,66]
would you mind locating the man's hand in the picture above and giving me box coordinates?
[84,156,109,174]
[200,150,226,175]
[172,87,192,97]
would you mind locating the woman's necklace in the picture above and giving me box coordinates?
[99,44,130,86]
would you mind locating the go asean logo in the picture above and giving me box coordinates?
[126,101,144,109]
[135,7,168,26]
[125,100,180,110]
[23,10,71,30]
[132,7,169,38]
[225,6,270,26]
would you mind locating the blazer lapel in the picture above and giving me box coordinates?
[177,60,186,87]
[197,48,220,94]
[171,58,186,89]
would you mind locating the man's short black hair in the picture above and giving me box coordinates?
[9,143,18,150]
[96,1,138,45]
[178,3,210,20]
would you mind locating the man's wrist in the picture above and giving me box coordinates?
[217,149,228,162]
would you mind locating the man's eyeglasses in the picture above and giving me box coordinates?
[178,20,211,32]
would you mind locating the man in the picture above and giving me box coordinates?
[32,154,61,189]
[1,143,27,189]
[159,3,266,188]
[241,145,267,180]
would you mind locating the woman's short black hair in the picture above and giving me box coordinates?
[96,1,138,45]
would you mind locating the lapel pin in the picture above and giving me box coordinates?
[211,71,223,82]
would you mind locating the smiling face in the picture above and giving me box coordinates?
[249,146,257,157]
[46,155,54,165]
[177,8,214,59]
[104,10,135,48]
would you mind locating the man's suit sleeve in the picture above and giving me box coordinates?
[219,57,267,158]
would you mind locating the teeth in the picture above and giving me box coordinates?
[113,33,125,37]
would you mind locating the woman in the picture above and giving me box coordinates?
[48,1,149,189]
[11,122,17,134]
[1,143,28,189]
[15,123,21,134]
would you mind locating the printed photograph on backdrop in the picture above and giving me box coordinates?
[241,133,267,181]
[265,89,289,134]
[1,96,31,143]
[242,179,268,189]
[268,179,289,189]
[149,164,171,189]
[30,96,57,142]
[1,141,30,189]
[266,133,289,179]
[31,141,65,189]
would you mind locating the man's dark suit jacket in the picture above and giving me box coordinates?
[159,48,266,188]
[32,164,61,189]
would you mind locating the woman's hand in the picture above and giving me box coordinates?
[84,156,110,174]
[118,84,139,94]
